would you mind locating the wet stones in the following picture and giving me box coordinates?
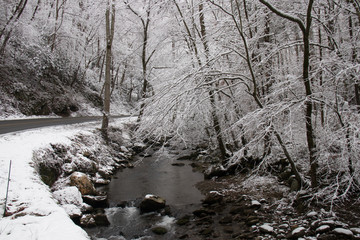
[82,195,109,208]
[80,212,110,228]
[139,194,166,214]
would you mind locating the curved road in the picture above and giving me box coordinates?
[0,115,130,135]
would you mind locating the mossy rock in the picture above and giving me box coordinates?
[152,226,167,235]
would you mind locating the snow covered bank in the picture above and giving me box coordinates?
[0,118,136,240]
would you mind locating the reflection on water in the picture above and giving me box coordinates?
[107,148,204,206]
[86,148,204,240]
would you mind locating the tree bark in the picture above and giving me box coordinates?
[101,0,115,134]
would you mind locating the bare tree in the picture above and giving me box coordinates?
[124,0,156,122]
[259,0,318,187]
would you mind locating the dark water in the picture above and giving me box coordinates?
[86,148,204,240]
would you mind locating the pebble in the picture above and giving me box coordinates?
[259,224,274,234]
[333,228,354,237]
[351,228,360,234]
[306,211,317,217]
[279,223,289,229]
[316,225,331,233]
[291,226,306,238]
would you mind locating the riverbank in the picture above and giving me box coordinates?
[0,117,137,240]
[2,121,359,240]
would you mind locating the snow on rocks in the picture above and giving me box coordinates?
[316,225,331,234]
[53,186,83,206]
[289,226,307,238]
[333,228,354,237]
[351,227,360,234]
[0,126,92,240]
[0,117,135,240]
[140,195,166,214]
[259,224,274,234]
[306,211,318,218]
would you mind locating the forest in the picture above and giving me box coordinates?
[1,0,360,231]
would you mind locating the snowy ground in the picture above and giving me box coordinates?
[0,118,135,240]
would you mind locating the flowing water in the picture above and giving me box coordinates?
[85,147,204,240]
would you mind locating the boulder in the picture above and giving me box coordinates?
[69,172,96,195]
[139,194,166,214]
[82,195,109,208]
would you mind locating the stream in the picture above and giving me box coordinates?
[85,147,204,240]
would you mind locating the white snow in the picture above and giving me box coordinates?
[0,117,134,240]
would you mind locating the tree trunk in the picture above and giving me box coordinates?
[199,1,227,159]
[259,0,318,187]
[101,0,115,134]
